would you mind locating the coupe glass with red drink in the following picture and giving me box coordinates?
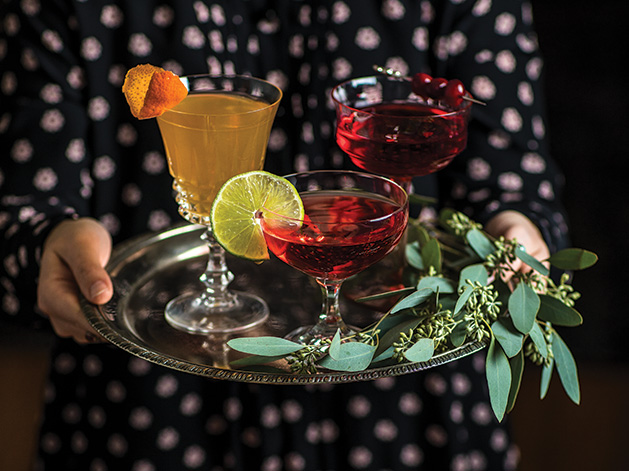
[259,170,409,344]
[332,73,472,192]
[331,73,472,302]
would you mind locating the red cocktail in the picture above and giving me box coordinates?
[264,191,406,280]
[336,102,469,179]
[260,171,409,344]
[332,75,472,190]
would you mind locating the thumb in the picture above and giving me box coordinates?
[49,218,113,305]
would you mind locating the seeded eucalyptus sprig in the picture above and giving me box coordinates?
[227,208,597,421]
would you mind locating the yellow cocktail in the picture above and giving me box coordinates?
[155,74,282,334]
[157,91,279,224]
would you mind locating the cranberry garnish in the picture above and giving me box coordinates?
[443,79,466,109]
[428,77,448,101]
[411,72,433,100]
[374,65,484,107]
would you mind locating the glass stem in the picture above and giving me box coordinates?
[200,227,237,309]
[317,280,349,336]
[392,176,411,277]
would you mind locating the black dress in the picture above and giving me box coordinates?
[0,1,568,469]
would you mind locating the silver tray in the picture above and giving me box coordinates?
[82,224,486,384]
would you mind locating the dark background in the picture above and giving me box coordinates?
[2,2,628,470]
[531,0,628,364]
[503,7,628,469]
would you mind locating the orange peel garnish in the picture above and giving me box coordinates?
[122,64,188,119]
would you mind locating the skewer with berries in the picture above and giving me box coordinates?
[372,65,486,109]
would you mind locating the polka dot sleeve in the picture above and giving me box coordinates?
[431,0,569,252]
[0,0,88,321]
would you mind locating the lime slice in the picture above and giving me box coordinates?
[211,171,304,261]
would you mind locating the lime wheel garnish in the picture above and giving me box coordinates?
[210,171,304,261]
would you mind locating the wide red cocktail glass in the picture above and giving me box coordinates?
[331,75,472,305]
[260,170,409,344]
[331,74,472,192]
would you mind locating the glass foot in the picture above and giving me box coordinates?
[343,242,406,312]
[285,322,357,345]
[164,291,269,334]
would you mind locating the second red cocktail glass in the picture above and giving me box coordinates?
[260,170,409,344]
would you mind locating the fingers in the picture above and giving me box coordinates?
[485,210,550,275]
[37,218,112,344]
[49,311,105,344]
[58,219,114,305]
[38,270,105,344]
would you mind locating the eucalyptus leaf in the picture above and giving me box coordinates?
[407,223,431,247]
[445,252,484,270]
[529,322,548,359]
[508,283,540,334]
[491,318,523,358]
[391,288,434,314]
[354,286,415,303]
[422,238,442,273]
[537,295,583,326]
[439,295,456,312]
[408,193,438,207]
[507,350,525,413]
[458,264,488,290]
[486,335,511,422]
[375,317,422,356]
[417,276,456,294]
[494,278,513,313]
[373,312,419,336]
[454,285,473,315]
[372,346,395,363]
[515,245,550,276]
[450,317,468,347]
[466,228,496,260]
[552,332,580,404]
[227,336,304,356]
[318,342,376,372]
[547,248,598,270]
[403,338,435,362]
[540,357,554,399]
[329,330,342,360]
[405,241,424,270]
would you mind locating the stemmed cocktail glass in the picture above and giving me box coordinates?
[331,74,472,301]
[259,170,409,344]
[156,74,282,334]
[331,74,472,193]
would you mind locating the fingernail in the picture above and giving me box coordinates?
[85,332,98,343]
[90,281,107,300]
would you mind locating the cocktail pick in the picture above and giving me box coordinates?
[372,65,486,106]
